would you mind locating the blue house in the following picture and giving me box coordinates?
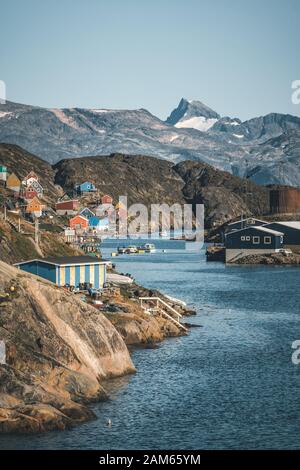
[225,226,284,263]
[75,182,97,194]
[263,222,300,253]
[79,207,95,219]
[14,255,106,289]
[88,216,109,231]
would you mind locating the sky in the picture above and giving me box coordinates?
[0,0,300,120]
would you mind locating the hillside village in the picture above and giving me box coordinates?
[1,142,300,269]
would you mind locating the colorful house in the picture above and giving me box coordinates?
[29,179,43,196]
[95,204,114,217]
[56,199,79,215]
[69,214,89,231]
[22,171,39,187]
[101,194,113,205]
[75,181,97,194]
[79,207,95,219]
[0,165,7,182]
[14,256,107,289]
[24,185,38,201]
[89,216,109,231]
[6,173,21,192]
[26,197,44,218]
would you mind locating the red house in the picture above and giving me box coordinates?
[24,186,38,201]
[56,199,79,215]
[69,215,89,230]
[101,194,113,205]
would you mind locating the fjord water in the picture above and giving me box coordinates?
[2,243,300,449]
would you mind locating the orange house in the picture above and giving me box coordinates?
[101,194,113,205]
[69,215,89,230]
[26,197,44,217]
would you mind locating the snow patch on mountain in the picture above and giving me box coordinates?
[175,116,218,132]
[0,111,13,118]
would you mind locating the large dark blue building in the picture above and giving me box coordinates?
[225,226,284,262]
[263,222,300,253]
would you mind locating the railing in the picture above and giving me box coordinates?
[139,297,188,332]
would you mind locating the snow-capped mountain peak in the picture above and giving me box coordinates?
[165,98,220,132]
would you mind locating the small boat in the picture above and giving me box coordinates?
[125,245,138,254]
[143,243,156,253]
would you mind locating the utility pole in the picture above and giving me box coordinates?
[35,217,39,245]
[18,217,21,233]
[4,205,6,221]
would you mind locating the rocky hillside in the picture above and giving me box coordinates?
[0,261,134,433]
[0,99,300,185]
[0,261,188,433]
[54,152,270,227]
[0,143,272,229]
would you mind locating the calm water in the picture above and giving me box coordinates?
[1,241,300,449]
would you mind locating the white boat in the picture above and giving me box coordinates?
[125,245,138,254]
[143,243,156,253]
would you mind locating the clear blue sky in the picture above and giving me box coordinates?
[1,0,299,120]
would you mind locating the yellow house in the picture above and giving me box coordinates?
[6,173,21,192]
[26,196,44,217]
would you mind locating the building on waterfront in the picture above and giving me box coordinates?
[225,217,268,233]
[225,225,284,263]
[14,255,107,289]
[263,221,300,253]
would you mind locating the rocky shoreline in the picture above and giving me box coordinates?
[0,261,192,434]
[232,252,300,265]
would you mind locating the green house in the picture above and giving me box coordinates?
[0,165,7,182]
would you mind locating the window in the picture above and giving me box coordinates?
[241,236,245,241]
[264,236,271,244]
[253,236,260,244]
[246,236,250,241]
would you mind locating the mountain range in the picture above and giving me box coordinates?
[0,98,300,186]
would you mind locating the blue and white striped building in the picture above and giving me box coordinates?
[14,256,106,288]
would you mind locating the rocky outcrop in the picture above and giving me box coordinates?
[233,252,300,265]
[0,261,134,433]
